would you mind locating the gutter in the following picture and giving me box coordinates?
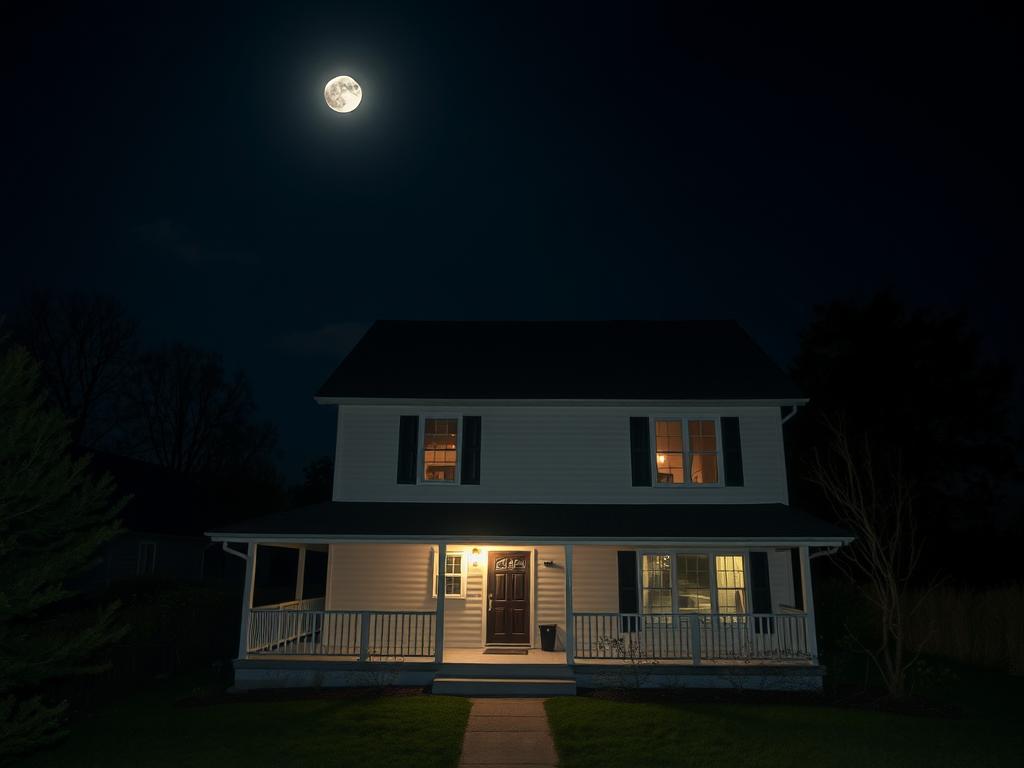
[781,405,800,424]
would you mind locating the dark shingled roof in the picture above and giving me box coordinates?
[317,321,804,400]
[207,502,850,542]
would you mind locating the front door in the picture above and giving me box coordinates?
[486,551,530,644]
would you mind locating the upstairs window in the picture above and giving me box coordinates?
[422,418,458,482]
[653,418,722,486]
[688,420,720,484]
[654,420,685,484]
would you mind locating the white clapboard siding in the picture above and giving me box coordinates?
[572,546,621,613]
[333,404,787,504]
[327,543,568,649]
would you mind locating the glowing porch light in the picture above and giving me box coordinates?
[471,548,481,567]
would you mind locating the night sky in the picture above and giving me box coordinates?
[5,2,1021,478]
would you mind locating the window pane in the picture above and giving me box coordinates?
[676,554,711,612]
[690,453,719,484]
[423,418,458,481]
[654,420,685,484]
[641,554,673,613]
[715,554,746,614]
[688,420,719,484]
[445,575,461,595]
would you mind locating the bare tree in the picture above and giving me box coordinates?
[121,343,276,475]
[11,293,137,448]
[808,415,933,699]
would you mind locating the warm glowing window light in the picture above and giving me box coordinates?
[654,420,685,483]
[715,555,746,614]
[423,418,458,481]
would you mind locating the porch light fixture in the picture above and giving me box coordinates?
[471,548,481,567]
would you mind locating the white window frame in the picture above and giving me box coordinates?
[675,552,713,613]
[418,415,462,485]
[649,416,725,488]
[637,550,751,616]
[639,552,675,616]
[432,547,467,599]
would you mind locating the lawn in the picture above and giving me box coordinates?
[545,672,1024,768]
[21,683,472,768]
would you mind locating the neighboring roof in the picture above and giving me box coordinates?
[207,502,851,544]
[316,321,805,401]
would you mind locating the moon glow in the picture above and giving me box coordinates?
[324,75,362,113]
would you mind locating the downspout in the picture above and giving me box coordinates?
[223,542,249,561]
[810,546,843,559]
[781,405,799,424]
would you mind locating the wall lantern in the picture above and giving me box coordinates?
[471,548,481,567]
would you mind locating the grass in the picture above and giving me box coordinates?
[545,671,1024,768]
[21,681,472,768]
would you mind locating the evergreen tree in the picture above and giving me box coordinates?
[0,344,124,758]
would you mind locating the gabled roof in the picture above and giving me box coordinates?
[207,502,851,545]
[316,321,804,401]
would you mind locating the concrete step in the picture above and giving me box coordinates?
[432,676,577,697]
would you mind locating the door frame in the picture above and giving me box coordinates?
[485,549,532,646]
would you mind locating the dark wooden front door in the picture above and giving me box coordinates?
[486,551,530,644]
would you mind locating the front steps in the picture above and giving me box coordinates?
[432,675,576,696]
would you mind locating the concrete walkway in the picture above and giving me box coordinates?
[458,698,558,768]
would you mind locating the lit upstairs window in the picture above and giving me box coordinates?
[688,419,719,484]
[423,418,458,482]
[654,420,685,484]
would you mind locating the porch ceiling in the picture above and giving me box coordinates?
[207,502,852,545]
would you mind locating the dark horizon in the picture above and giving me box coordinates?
[5,2,1021,479]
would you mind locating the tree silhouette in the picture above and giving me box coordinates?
[0,343,124,757]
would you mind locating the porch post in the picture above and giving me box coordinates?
[294,545,306,601]
[434,542,446,664]
[237,542,258,660]
[564,543,574,664]
[800,545,819,663]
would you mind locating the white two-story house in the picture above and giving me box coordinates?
[208,321,851,694]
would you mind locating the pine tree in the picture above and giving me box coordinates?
[0,344,124,758]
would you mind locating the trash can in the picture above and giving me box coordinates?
[540,624,557,652]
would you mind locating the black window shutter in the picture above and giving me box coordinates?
[790,547,804,611]
[460,416,482,485]
[750,551,774,634]
[629,417,652,487]
[721,416,744,487]
[617,551,639,632]
[396,416,418,484]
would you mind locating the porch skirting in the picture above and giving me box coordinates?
[231,657,824,692]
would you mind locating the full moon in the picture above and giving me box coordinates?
[324,75,362,113]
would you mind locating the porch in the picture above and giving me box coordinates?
[228,539,824,691]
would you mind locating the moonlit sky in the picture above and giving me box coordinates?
[4,2,1021,479]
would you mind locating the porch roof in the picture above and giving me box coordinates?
[206,502,852,545]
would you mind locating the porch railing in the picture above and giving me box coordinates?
[246,608,436,659]
[572,612,811,663]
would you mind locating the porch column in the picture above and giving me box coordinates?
[237,542,258,660]
[434,542,446,664]
[564,543,575,664]
[294,545,306,601]
[800,546,819,663]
